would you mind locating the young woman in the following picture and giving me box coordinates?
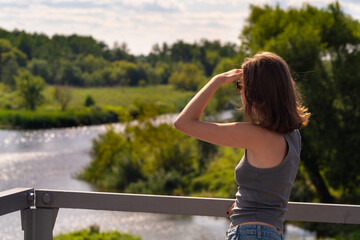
[174,52,310,240]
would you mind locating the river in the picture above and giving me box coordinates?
[0,114,315,240]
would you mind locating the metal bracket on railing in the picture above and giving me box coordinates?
[41,193,54,205]
[26,190,35,207]
[21,191,59,240]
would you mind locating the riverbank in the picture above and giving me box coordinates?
[0,85,194,129]
[0,119,231,240]
[0,107,119,129]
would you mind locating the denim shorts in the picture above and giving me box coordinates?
[225,224,283,240]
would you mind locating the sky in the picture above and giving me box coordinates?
[0,0,360,55]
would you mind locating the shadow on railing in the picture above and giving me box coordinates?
[1,188,360,240]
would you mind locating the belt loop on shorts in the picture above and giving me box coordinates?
[236,224,240,235]
[257,225,261,239]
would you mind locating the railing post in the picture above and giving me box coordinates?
[21,207,59,240]
[21,208,35,240]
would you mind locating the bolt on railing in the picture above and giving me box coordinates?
[1,188,360,240]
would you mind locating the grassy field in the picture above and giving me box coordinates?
[42,85,194,110]
[0,84,195,129]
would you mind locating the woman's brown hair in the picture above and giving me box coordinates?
[241,52,310,133]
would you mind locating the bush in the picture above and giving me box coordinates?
[79,121,200,194]
[54,225,141,240]
[128,169,184,195]
[53,86,72,111]
[84,95,95,107]
[15,69,45,111]
[80,108,245,198]
[129,99,173,121]
[169,63,205,91]
[336,229,360,240]
[190,147,241,198]
[0,108,119,129]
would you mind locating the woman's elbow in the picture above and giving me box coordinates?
[174,118,198,136]
[173,118,183,130]
[173,117,190,132]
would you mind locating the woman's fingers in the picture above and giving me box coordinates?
[213,69,242,85]
[227,202,235,215]
[219,69,242,84]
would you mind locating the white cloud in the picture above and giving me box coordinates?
[191,0,270,5]
[342,1,360,20]
[0,0,359,55]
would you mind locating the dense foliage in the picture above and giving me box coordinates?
[80,107,242,197]
[0,107,118,129]
[0,28,236,88]
[14,69,45,110]
[240,2,360,205]
[54,225,141,240]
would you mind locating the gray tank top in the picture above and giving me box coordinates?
[230,129,301,231]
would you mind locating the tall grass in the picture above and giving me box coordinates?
[0,107,119,129]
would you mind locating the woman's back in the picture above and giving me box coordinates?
[231,129,302,232]
[244,126,287,169]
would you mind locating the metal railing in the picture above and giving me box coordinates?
[1,188,360,240]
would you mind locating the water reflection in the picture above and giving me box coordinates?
[0,113,314,239]
[0,116,232,240]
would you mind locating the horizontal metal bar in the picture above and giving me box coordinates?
[0,188,33,216]
[35,189,234,217]
[286,201,360,224]
[35,189,360,224]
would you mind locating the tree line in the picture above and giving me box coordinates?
[0,29,237,88]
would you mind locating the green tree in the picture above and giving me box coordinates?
[198,39,237,76]
[82,70,105,86]
[27,58,53,83]
[0,38,27,86]
[1,58,19,87]
[92,65,128,86]
[53,86,72,111]
[111,60,147,86]
[154,61,172,84]
[75,54,108,73]
[240,2,360,204]
[147,43,171,66]
[108,42,136,62]
[55,60,83,86]
[84,95,95,107]
[15,69,45,110]
[203,58,242,114]
[190,147,241,198]
[169,63,205,91]
[17,32,33,59]
[170,40,196,62]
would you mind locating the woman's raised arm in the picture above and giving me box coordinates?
[173,69,265,150]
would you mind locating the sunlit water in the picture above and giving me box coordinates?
[0,113,315,239]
